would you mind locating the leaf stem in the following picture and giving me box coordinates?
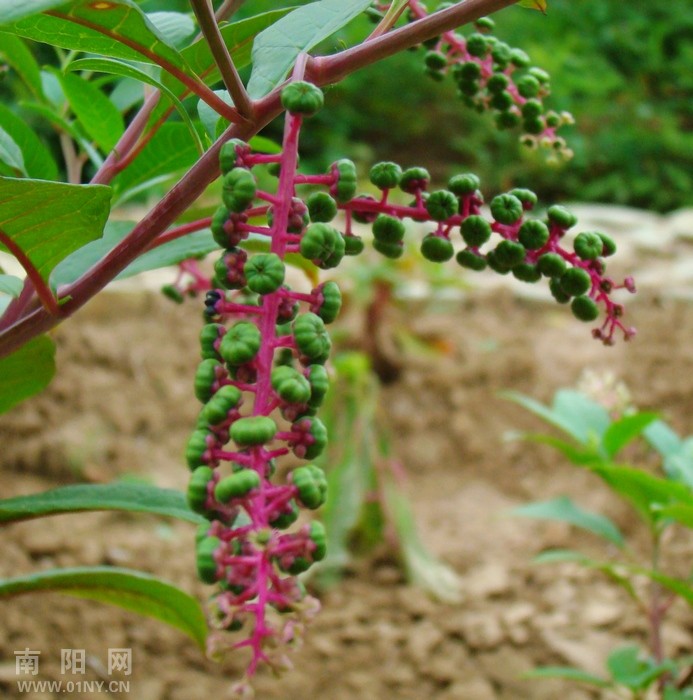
[191,0,253,119]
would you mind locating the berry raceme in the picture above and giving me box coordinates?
[180,72,634,685]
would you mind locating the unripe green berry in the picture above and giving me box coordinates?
[466,33,489,57]
[373,239,404,259]
[571,295,600,322]
[373,214,406,243]
[280,81,324,116]
[454,61,482,81]
[510,48,531,67]
[457,79,479,97]
[215,469,261,502]
[194,358,222,402]
[461,215,492,247]
[494,239,526,268]
[272,366,311,404]
[399,166,430,193]
[490,194,523,224]
[161,284,184,304]
[306,192,338,222]
[597,232,617,257]
[512,263,542,283]
[200,323,225,360]
[517,75,540,98]
[487,74,510,94]
[203,384,242,424]
[292,464,327,509]
[522,99,543,119]
[456,249,487,271]
[537,252,567,278]
[344,235,365,256]
[485,250,510,274]
[490,91,513,111]
[314,280,342,324]
[560,267,592,296]
[549,277,571,303]
[424,50,448,70]
[196,536,220,584]
[369,161,403,190]
[448,173,480,196]
[529,67,550,84]
[187,466,214,514]
[475,16,495,31]
[244,253,285,295]
[491,42,512,67]
[518,220,550,250]
[293,313,331,364]
[331,159,357,203]
[300,223,345,269]
[230,416,277,447]
[219,321,261,366]
[547,205,578,229]
[495,111,521,129]
[186,428,211,470]
[421,234,454,262]
[523,116,545,135]
[222,168,256,213]
[508,188,538,209]
[270,501,299,529]
[308,520,327,560]
[211,206,231,248]
[219,139,248,174]
[574,231,604,260]
[300,417,328,460]
[425,190,458,221]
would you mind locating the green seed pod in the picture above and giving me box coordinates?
[299,223,345,269]
[331,159,357,203]
[306,192,338,223]
[487,74,510,94]
[187,466,214,514]
[508,188,537,209]
[574,232,604,260]
[195,358,222,402]
[308,520,327,560]
[222,168,257,213]
[597,232,617,257]
[301,417,328,460]
[521,99,543,119]
[200,323,225,361]
[373,238,404,259]
[512,263,542,283]
[244,253,285,295]
[219,139,249,174]
[571,295,600,322]
[460,215,492,247]
[294,313,331,364]
[270,500,299,529]
[494,240,526,269]
[161,284,184,304]
[456,249,487,271]
[272,366,311,404]
[314,281,342,324]
[399,166,430,193]
[421,234,454,262]
[306,364,329,408]
[518,220,550,250]
[466,33,489,57]
[219,321,261,366]
[549,277,571,303]
[448,173,480,196]
[510,48,531,67]
[230,417,277,447]
[490,194,523,224]
[196,536,220,584]
[344,235,365,256]
[186,428,212,470]
[369,161,402,190]
[491,41,512,67]
[560,267,592,296]
[517,75,540,98]
[425,190,458,221]
[281,81,324,116]
[292,464,328,509]
[203,385,242,425]
[537,252,567,278]
[372,214,406,243]
[547,205,578,229]
[215,469,261,503]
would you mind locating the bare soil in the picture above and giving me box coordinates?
[1,250,692,699]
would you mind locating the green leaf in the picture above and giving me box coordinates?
[654,502,693,529]
[198,89,232,139]
[0,567,207,649]
[66,58,203,154]
[512,496,625,547]
[644,419,681,458]
[506,431,597,465]
[0,482,204,525]
[0,104,58,180]
[0,273,23,297]
[0,33,43,98]
[664,688,693,699]
[602,411,659,459]
[634,568,693,606]
[0,1,66,24]
[552,389,611,444]
[6,0,189,69]
[247,0,373,98]
[146,11,195,49]
[518,0,548,11]
[0,125,26,176]
[0,176,111,283]
[523,666,611,688]
[606,645,674,690]
[58,71,125,152]
[111,121,198,197]
[0,335,55,414]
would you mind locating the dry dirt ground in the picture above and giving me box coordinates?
[1,205,692,700]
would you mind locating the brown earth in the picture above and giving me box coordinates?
[1,220,692,699]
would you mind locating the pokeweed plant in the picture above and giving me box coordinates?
[0,0,637,693]
[505,388,693,699]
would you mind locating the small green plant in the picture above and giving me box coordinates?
[506,387,693,699]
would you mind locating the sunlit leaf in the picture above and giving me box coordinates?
[601,411,659,459]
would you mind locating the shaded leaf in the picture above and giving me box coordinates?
[644,419,681,459]
[0,103,58,180]
[0,482,204,525]
[512,496,624,547]
[0,1,66,24]
[146,11,195,49]
[198,89,232,138]
[602,411,659,459]
[0,335,55,414]
[247,0,373,98]
[0,125,26,175]
[0,176,111,283]
[0,274,23,297]
[0,567,207,649]
[0,33,43,98]
[523,666,610,687]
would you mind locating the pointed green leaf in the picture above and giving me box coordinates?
[0,273,23,314]
[0,567,208,649]
[197,89,232,139]
[6,0,189,69]
[0,177,111,283]
[602,411,659,459]
[0,104,58,180]
[523,666,611,687]
[0,1,66,24]
[644,419,681,459]
[552,389,611,443]
[509,431,598,465]
[146,11,195,49]
[247,0,373,99]
[58,71,124,152]
[0,125,26,176]
[0,33,43,98]
[512,496,625,547]
[0,335,55,414]
[606,645,675,690]
[0,482,204,525]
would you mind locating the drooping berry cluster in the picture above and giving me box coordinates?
[371,1,573,158]
[182,70,633,686]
